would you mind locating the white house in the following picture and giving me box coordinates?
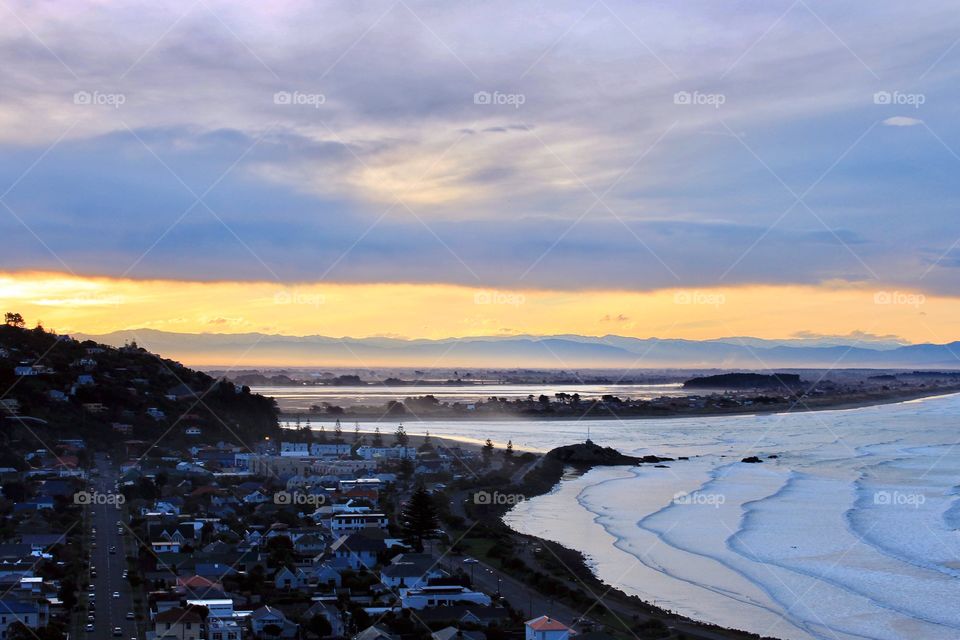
[355,446,417,461]
[524,617,574,640]
[280,442,310,457]
[206,616,243,640]
[330,513,388,536]
[310,442,353,457]
[401,585,491,609]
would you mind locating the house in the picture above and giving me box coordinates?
[0,599,40,638]
[185,427,203,437]
[525,617,575,640]
[47,390,67,402]
[310,442,353,458]
[379,554,443,592]
[152,541,182,554]
[207,616,243,640]
[0,399,19,414]
[307,563,342,588]
[329,513,388,536]
[329,533,385,570]
[250,606,296,637]
[155,606,206,640]
[401,585,492,609]
[76,374,95,386]
[355,446,417,461]
[432,627,486,640]
[353,625,398,640]
[273,566,304,590]
[242,490,271,505]
[303,602,345,638]
[147,407,166,420]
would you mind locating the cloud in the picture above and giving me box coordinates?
[0,0,957,295]
[882,116,924,127]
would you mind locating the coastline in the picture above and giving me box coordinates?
[276,385,960,423]
[450,444,773,640]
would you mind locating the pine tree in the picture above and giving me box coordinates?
[318,425,328,443]
[334,419,343,442]
[482,438,495,464]
[373,427,383,447]
[400,485,439,551]
[504,439,514,459]
[354,422,361,443]
[395,423,408,446]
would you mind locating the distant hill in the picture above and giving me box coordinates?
[73,329,960,369]
[683,372,804,389]
[0,324,279,446]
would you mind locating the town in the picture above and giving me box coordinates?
[2,317,686,640]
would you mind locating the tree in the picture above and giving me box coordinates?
[400,485,439,551]
[372,427,383,447]
[334,419,343,442]
[482,438,495,463]
[394,423,408,446]
[308,614,332,638]
[353,422,361,443]
[504,440,514,459]
[3,312,24,328]
[318,425,328,443]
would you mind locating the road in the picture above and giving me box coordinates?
[82,454,136,640]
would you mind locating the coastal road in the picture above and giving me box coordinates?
[85,454,136,640]
[430,546,586,626]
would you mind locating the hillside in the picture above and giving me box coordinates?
[0,320,279,447]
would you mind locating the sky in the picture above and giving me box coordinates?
[1,1,958,351]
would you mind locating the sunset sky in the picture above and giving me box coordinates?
[1,2,959,351]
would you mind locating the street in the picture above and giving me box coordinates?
[82,454,137,640]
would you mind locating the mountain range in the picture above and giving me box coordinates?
[72,329,960,369]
